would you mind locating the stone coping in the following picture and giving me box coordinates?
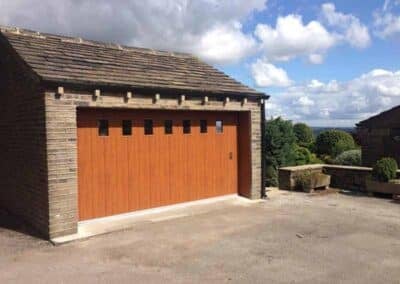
[280,164,400,173]
[323,165,373,171]
[279,164,325,171]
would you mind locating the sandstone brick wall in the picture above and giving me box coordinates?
[0,41,49,237]
[45,88,263,238]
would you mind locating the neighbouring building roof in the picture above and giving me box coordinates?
[0,26,265,98]
[357,105,400,128]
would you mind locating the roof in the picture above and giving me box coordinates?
[0,26,265,98]
[357,105,400,128]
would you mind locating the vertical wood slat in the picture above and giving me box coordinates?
[77,109,239,221]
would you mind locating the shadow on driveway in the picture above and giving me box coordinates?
[0,208,43,239]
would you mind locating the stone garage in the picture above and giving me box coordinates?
[0,26,267,239]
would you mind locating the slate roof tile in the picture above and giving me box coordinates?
[0,26,264,97]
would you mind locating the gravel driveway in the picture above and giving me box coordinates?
[1,190,399,283]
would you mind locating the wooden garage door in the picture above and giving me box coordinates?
[77,109,238,221]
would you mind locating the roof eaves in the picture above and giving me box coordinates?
[0,29,44,84]
[357,105,400,127]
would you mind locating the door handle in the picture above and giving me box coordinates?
[229,152,233,160]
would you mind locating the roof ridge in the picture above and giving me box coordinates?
[358,105,400,126]
[0,25,46,39]
[0,25,194,59]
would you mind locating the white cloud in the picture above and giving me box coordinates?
[251,58,292,87]
[297,96,315,106]
[373,0,400,38]
[306,79,340,92]
[374,12,400,38]
[267,69,400,126]
[321,2,371,48]
[255,14,337,63]
[358,69,400,96]
[193,22,257,64]
[308,54,324,64]
[0,0,376,68]
[0,0,266,64]
[253,4,371,65]
[384,0,391,12]
[308,79,325,89]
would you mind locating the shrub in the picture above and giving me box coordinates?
[319,154,334,164]
[310,153,324,164]
[294,146,322,165]
[307,141,317,153]
[372,157,398,182]
[294,171,312,192]
[264,118,297,186]
[265,165,278,187]
[293,123,314,147]
[315,130,356,157]
[334,149,362,166]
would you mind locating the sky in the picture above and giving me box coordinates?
[0,0,399,127]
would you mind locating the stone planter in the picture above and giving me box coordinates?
[366,178,400,196]
[295,172,331,193]
[311,173,331,190]
[278,164,325,191]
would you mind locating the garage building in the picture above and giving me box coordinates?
[0,26,267,239]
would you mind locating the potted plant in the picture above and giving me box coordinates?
[366,157,400,197]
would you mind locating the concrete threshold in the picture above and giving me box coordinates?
[51,194,255,245]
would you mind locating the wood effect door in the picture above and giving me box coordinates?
[77,109,238,221]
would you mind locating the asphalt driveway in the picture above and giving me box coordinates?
[1,190,400,283]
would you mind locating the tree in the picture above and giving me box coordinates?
[293,145,312,166]
[293,123,314,147]
[315,130,355,158]
[264,117,297,186]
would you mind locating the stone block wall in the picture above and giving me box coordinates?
[0,40,49,237]
[323,165,373,192]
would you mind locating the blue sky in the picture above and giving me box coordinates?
[226,0,399,84]
[218,0,400,126]
[0,0,399,127]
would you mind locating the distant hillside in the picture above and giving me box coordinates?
[312,127,355,137]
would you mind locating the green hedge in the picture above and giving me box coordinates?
[264,118,297,186]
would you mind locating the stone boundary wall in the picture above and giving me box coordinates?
[279,164,400,192]
[323,165,373,192]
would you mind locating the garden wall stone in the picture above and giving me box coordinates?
[279,164,400,192]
